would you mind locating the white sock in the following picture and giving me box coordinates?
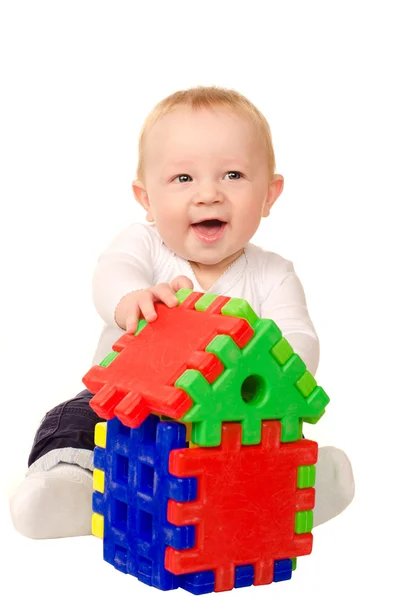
[313,446,355,527]
[10,463,93,539]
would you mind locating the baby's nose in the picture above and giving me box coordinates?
[195,183,223,204]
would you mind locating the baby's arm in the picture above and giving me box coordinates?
[260,259,320,376]
[92,224,192,333]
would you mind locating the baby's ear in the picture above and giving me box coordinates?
[132,180,154,222]
[262,175,284,218]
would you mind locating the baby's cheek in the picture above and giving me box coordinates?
[163,207,187,230]
[237,210,262,240]
[157,214,184,247]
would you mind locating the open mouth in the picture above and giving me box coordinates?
[192,219,226,236]
[191,218,227,243]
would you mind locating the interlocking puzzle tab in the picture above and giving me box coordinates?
[84,289,330,594]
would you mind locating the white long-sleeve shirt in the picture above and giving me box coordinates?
[91,222,320,374]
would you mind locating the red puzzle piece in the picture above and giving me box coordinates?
[166,421,317,592]
[83,292,254,428]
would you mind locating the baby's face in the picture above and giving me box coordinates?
[135,106,275,267]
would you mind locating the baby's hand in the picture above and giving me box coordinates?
[115,276,194,333]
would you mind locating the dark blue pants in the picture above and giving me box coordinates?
[28,389,103,468]
[28,389,306,467]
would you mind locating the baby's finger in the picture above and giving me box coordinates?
[169,276,194,292]
[152,283,179,307]
[125,302,141,333]
[138,292,158,323]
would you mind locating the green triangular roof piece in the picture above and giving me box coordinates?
[175,318,329,445]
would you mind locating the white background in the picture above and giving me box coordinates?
[0,1,396,598]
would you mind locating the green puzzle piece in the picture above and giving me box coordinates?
[99,351,119,368]
[175,317,330,446]
[295,511,313,534]
[297,465,316,488]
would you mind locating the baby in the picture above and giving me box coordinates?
[10,85,355,539]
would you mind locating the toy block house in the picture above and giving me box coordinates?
[82,289,329,594]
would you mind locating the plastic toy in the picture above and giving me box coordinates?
[83,289,329,594]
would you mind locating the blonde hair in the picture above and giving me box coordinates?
[136,85,276,184]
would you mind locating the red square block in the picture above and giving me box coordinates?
[83,294,254,428]
[166,421,317,592]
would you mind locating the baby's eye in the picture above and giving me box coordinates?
[224,171,242,180]
[173,174,192,183]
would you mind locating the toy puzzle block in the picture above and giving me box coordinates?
[176,316,328,445]
[179,570,216,595]
[273,559,293,582]
[166,420,317,592]
[85,290,328,593]
[83,291,254,428]
[83,290,329,445]
[92,415,198,590]
[91,415,316,594]
[91,416,316,594]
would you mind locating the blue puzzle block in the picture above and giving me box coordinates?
[235,564,255,588]
[178,564,256,594]
[92,490,104,514]
[273,558,293,582]
[94,445,105,470]
[98,414,197,591]
[179,571,215,595]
